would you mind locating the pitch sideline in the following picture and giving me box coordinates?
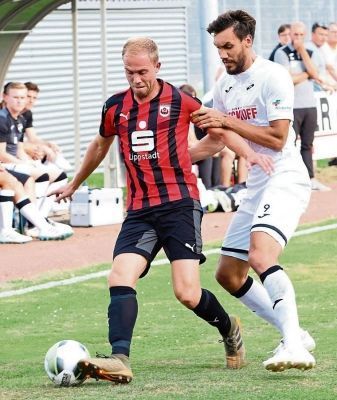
[1,223,337,299]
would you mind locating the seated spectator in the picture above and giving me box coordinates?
[0,165,70,243]
[179,83,222,189]
[23,82,72,171]
[269,24,291,61]
[0,82,72,228]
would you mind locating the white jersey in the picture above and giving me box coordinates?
[213,56,311,258]
[213,56,297,157]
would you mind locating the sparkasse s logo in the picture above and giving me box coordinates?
[129,130,160,162]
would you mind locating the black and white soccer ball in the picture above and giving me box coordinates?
[44,340,90,386]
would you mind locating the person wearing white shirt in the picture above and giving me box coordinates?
[190,10,316,372]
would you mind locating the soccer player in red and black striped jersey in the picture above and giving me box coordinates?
[53,37,273,384]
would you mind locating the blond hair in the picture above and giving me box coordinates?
[122,37,159,63]
[3,81,27,94]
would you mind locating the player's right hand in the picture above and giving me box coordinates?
[48,182,77,202]
[246,153,274,175]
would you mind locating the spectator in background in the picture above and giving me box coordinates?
[320,22,337,168]
[0,82,73,236]
[307,22,337,91]
[274,21,331,191]
[23,82,72,171]
[321,23,337,86]
[0,165,69,242]
[179,83,222,189]
[269,24,291,62]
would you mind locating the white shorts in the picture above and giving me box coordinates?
[221,153,311,261]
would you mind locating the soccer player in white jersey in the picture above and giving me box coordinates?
[189,10,316,372]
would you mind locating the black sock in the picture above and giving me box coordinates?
[193,288,231,337]
[108,286,138,357]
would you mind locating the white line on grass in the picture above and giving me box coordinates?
[1,223,337,299]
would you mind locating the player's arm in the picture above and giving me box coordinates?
[52,133,114,201]
[0,141,27,164]
[25,126,59,150]
[191,107,288,151]
[189,127,273,174]
[24,126,39,142]
[16,142,32,162]
[189,132,224,162]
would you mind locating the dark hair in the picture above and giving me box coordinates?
[278,24,291,35]
[179,84,196,97]
[25,81,40,92]
[312,22,328,33]
[207,10,256,41]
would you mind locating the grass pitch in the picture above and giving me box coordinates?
[1,221,337,400]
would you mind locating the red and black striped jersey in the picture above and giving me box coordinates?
[100,79,201,210]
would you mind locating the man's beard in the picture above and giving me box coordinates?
[225,52,247,75]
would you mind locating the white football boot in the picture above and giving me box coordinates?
[263,344,316,372]
[0,228,33,244]
[272,329,316,355]
[46,219,73,238]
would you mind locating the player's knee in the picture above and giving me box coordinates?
[248,248,270,273]
[215,268,239,293]
[215,259,248,293]
[174,288,198,309]
[4,174,19,190]
[108,268,126,287]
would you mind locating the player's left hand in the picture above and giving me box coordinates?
[191,107,226,129]
[246,153,274,175]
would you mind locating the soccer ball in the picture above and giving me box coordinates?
[44,340,90,386]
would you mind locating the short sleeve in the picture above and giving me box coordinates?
[274,48,290,69]
[0,116,8,143]
[264,65,294,122]
[212,80,227,113]
[99,102,116,137]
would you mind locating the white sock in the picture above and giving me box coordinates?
[0,189,15,230]
[46,177,68,196]
[236,277,282,333]
[262,267,301,348]
[35,178,51,217]
[17,197,50,231]
[39,177,68,217]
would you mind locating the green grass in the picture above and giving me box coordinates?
[1,222,337,400]
[84,173,104,189]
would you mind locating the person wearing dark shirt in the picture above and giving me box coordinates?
[269,24,291,61]
[52,37,273,384]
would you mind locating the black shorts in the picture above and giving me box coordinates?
[113,198,206,278]
[6,169,30,185]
